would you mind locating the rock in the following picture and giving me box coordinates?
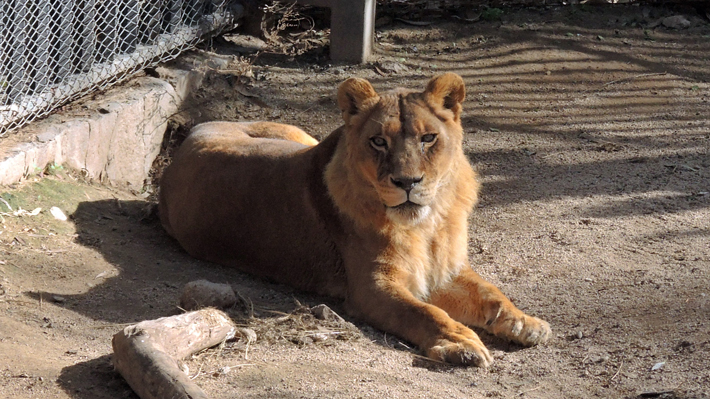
[293,336,314,345]
[375,16,392,28]
[589,353,609,363]
[223,34,269,54]
[311,332,329,342]
[36,131,59,143]
[311,304,345,322]
[179,280,237,310]
[50,207,67,221]
[52,295,66,303]
[236,327,257,344]
[375,61,409,75]
[662,15,691,29]
[205,57,230,70]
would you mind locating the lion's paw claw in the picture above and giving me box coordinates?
[427,337,493,367]
[494,314,551,346]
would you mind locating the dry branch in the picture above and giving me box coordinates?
[112,308,237,399]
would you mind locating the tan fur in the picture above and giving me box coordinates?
[159,74,551,366]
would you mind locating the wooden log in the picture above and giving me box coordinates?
[112,308,237,399]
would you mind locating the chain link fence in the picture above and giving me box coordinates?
[0,0,243,137]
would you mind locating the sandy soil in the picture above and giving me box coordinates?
[1,4,709,399]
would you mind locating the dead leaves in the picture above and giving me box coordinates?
[260,2,327,56]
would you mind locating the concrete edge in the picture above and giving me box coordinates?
[0,69,202,189]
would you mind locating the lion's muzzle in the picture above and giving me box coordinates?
[390,175,423,193]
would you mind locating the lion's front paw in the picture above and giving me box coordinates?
[490,312,551,347]
[426,328,493,367]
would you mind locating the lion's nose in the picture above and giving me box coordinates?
[390,176,423,192]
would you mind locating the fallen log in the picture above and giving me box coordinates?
[112,308,237,399]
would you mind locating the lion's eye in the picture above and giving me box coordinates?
[421,134,437,143]
[370,137,387,149]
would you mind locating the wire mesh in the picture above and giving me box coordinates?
[0,0,240,137]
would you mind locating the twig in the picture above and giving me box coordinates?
[223,363,254,368]
[602,72,667,87]
[517,386,541,396]
[611,360,623,381]
[236,290,254,319]
[197,363,256,379]
[0,198,13,212]
[275,314,292,323]
[639,390,676,398]
[0,299,37,306]
[410,352,446,364]
[296,104,317,117]
[264,309,290,316]
[396,341,413,350]
[244,337,251,360]
[303,330,344,337]
[89,322,139,329]
[218,363,255,372]
[394,18,433,26]
[28,248,68,255]
[189,361,206,380]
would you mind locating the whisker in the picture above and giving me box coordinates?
[369,116,385,126]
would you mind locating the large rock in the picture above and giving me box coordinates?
[179,280,238,311]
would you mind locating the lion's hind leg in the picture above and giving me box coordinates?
[429,268,551,346]
[239,121,319,146]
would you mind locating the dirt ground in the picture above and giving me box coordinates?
[1,3,709,399]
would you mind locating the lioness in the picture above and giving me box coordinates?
[159,73,550,366]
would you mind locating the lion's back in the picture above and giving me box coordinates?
[159,123,347,297]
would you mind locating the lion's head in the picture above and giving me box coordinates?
[325,73,475,228]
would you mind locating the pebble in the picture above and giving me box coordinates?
[311,333,329,342]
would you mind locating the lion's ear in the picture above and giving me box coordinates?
[424,73,466,119]
[337,78,379,123]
